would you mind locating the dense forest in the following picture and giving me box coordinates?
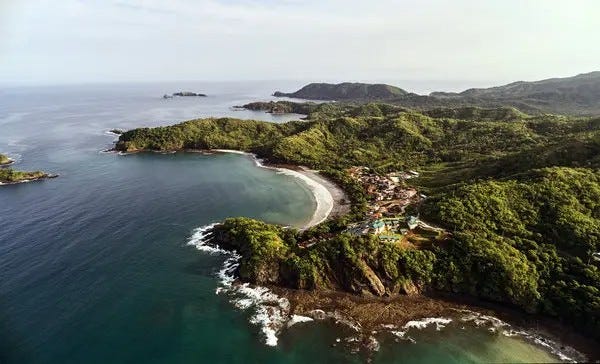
[272,71,600,116]
[117,102,600,339]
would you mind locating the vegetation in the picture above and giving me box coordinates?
[213,217,436,296]
[273,82,408,100]
[0,154,12,165]
[239,101,318,115]
[0,169,48,184]
[119,102,600,339]
[274,72,600,116]
[424,167,600,332]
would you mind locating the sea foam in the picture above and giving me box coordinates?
[212,149,334,228]
[187,223,292,347]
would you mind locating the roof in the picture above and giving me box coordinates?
[407,216,419,223]
[371,220,385,228]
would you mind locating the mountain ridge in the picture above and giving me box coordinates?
[274,71,600,116]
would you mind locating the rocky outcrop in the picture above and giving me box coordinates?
[172,92,207,97]
[0,154,13,166]
[0,169,57,185]
[237,101,316,115]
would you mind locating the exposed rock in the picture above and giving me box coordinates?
[172,91,207,97]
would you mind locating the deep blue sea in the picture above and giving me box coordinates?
[0,82,570,363]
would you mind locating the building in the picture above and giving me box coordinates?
[407,216,419,230]
[370,220,386,234]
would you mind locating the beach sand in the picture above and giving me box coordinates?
[211,149,349,229]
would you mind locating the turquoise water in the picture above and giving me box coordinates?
[0,83,568,363]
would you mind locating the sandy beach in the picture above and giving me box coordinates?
[212,149,349,229]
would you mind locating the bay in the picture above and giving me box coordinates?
[0,82,566,363]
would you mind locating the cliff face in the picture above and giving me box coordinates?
[210,218,433,297]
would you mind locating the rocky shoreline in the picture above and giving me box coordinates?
[0,173,58,186]
[272,287,594,362]
[111,145,598,361]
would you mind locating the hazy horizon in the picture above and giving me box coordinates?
[1,0,599,88]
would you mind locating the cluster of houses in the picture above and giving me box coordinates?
[345,166,443,243]
[346,216,420,242]
[348,166,424,218]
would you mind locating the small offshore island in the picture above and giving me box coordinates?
[115,98,600,359]
[0,153,56,185]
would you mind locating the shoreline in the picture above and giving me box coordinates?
[120,147,597,360]
[195,149,349,229]
[188,222,593,361]
[110,147,348,228]
[272,287,593,362]
[0,174,58,186]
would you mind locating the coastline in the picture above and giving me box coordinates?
[110,147,348,228]
[121,147,596,360]
[0,174,58,186]
[273,287,593,362]
[211,149,349,229]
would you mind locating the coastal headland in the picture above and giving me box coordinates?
[0,153,57,185]
[113,100,600,360]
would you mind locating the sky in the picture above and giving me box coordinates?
[0,0,599,89]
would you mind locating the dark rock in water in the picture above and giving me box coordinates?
[163,94,173,99]
[109,129,124,135]
[172,92,207,97]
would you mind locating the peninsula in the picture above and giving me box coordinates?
[115,99,600,352]
[274,71,600,116]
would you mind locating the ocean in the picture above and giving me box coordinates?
[0,82,573,363]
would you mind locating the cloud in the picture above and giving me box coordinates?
[1,0,599,85]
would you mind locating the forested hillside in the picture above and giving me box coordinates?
[273,72,600,115]
[117,103,600,339]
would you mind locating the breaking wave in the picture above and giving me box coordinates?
[186,222,293,347]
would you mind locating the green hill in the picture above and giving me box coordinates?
[275,72,600,116]
[432,71,600,116]
[274,82,408,100]
[117,103,600,340]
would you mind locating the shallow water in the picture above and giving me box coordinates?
[0,82,568,363]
